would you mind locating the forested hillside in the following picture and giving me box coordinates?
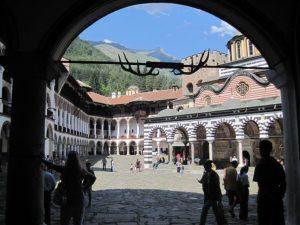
[64,38,181,96]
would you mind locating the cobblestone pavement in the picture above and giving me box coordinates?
[0,156,260,224]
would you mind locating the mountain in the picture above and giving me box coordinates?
[137,48,178,62]
[63,38,181,96]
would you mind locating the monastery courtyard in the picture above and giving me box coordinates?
[0,155,260,225]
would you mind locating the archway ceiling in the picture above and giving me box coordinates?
[0,0,295,68]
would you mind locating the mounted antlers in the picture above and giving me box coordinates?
[172,50,210,75]
[118,53,159,76]
[118,50,210,76]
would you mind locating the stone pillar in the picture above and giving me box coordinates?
[5,54,61,225]
[108,145,111,155]
[101,119,104,138]
[101,144,104,154]
[157,141,161,155]
[127,144,130,155]
[168,142,173,163]
[136,120,140,138]
[108,120,111,138]
[117,119,120,139]
[236,138,244,166]
[126,119,130,139]
[136,144,140,155]
[0,66,3,113]
[157,129,161,138]
[207,139,214,160]
[93,119,96,138]
[190,141,195,164]
[116,145,120,155]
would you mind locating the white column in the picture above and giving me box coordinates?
[136,120,140,138]
[93,119,96,137]
[117,145,120,155]
[136,144,140,155]
[126,119,130,139]
[168,142,173,163]
[101,144,104,154]
[190,141,195,164]
[108,145,111,155]
[157,129,161,138]
[157,141,161,155]
[207,139,214,161]
[117,120,120,139]
[237,138,244,166]
[127,144,130,155]
[108,120,111,138]
[101,119,104,138]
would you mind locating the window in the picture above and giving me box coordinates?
[186,83,193,93]
[236,81,249,96]
[248,40,254,56]
[204,95,212,106]
[236,41,241,59]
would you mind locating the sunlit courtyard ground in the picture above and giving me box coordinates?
[0,155,260,225]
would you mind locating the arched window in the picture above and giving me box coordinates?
[204,95,212,106]
[236,41,241,59]
[186,83,193,93]
[248,40,254,56]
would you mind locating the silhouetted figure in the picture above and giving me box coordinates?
[237,166,249,220]
[83,162,95,208]
[253,140,286,225]
[223,160,238,217]
[103,158,107,171]
[42,164,56,225]
[43,151,96,225]
[136,159,141,172]
[198,160,227,225]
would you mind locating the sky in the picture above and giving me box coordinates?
[80,3,238,59]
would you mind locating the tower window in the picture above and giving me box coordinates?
[248,40,254,56]
[236,41,241,59]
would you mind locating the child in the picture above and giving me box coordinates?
[237,166,249,220]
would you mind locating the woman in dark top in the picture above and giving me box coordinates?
[43,151,96,225]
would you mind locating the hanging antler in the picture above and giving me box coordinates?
[118,52,159,76]
[172,50,210,75]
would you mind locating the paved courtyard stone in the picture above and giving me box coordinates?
[0,156,263,224]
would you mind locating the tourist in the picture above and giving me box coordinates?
[130,163,134,173]
[102,157,107,171]
[253,140,286,225]
[42,164,56,225]
[84,161,95,208]
[42,151,96,225]
[231,155,238,162]
[198,160,227,225]
[237,166,249,220]
[176,160,181,173]
[223,160,238,217]
[111,158,115,172]
[136,159,141,172]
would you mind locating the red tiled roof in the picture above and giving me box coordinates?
[87,88,183,105]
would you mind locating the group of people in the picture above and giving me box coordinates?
[130,159,142,173]
[198,140,286,225]
[102,157,115,172]
[175,159,185,174]
[42,151,96,225]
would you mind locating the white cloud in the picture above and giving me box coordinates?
[210,21,237,37]
[103,39,114,44]
[134,3,172,16]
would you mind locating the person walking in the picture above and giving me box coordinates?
[84,162,95,208]
[102,157,107,171]
[253,140,286,225]
[42,164,56,225]
[223,160,238,217]
[136,159,141,172]
[111,158,115,172]
[198,160,227,225]
[130,163,134,173]
[237,166,249,220]
[42,151,96,225]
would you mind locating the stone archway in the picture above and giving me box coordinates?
[268,118,284,160]
[214,122,236,167]
[0,121,10,156]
